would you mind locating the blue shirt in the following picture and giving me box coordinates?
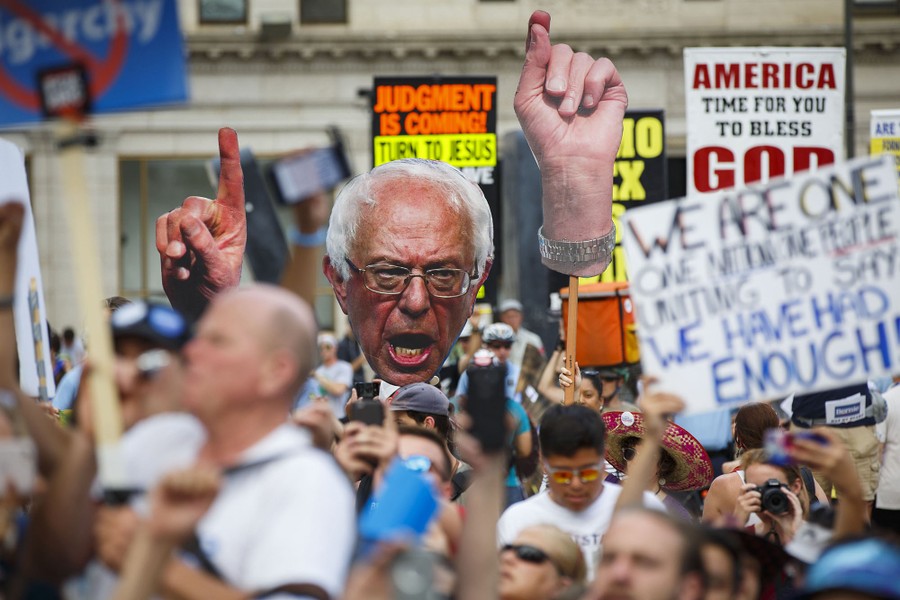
[52,364,82,411]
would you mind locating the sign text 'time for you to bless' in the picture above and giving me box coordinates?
[685,48,845,196]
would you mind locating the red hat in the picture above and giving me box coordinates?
[602,410,714,492]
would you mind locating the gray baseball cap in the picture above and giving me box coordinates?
[390,382,450,416]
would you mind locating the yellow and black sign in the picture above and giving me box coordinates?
[583,110,667,284]
[372,77,498,168]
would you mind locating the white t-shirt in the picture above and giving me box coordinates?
[315,360,354,418]
[71,413,356,600]
[497,483,665,580]
[876,387,900,509]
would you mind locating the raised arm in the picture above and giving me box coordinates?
[614,385,685,512]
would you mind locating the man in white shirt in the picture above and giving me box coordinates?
[313,332,354,419]
[497,404,665,580]
[873,385,900,534]
[68,286,355,600]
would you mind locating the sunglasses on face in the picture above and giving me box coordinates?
[501,544,554,567]
[545,464,603,485]
[487,342,512,350]
[582,369,620,383]
[623,446,637,462]
[135,349,171,378]
[401,455,432,473]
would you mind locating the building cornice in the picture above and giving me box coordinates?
[187,22,899,63]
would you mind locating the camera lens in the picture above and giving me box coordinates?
[762,487,789,515]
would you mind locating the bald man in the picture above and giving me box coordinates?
[85,285,355,600]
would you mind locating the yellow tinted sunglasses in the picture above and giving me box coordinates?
[545,464,603,485]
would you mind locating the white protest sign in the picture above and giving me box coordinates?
[685,47,845,195]
[622,155,900,414]
[0,139,55,400]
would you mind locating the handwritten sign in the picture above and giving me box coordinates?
[622,155,900,413]
[685,47,845,195]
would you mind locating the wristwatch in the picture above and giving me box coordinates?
[537,224,616,275]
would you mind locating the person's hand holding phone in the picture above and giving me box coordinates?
[788,428,860,498]
[334,404,397,481]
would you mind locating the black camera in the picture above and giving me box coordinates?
[755,479,789,515]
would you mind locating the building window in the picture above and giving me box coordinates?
[199,0,247,24]
[119,157,335,328]
[853,0,900,13]
[300,0,347,24]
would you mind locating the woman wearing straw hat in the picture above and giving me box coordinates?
[602,408,714,520]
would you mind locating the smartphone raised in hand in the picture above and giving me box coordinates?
[350,400,385,426]
[464,355,508,452]
[354,381,381,401]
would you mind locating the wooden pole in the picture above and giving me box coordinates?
[57,121,125,488]
[564,275,579,405]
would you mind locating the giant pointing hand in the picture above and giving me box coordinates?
[156,128,247,320]
[514,11,627,277]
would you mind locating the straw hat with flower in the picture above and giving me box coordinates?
[602,410,714,492]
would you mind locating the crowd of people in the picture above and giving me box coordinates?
[1,9,899,600]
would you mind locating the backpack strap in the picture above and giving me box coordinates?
[451,469,473,501]
[799,466,817,500]
[179,452,295,581]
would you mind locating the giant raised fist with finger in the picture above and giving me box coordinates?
[155,128,247,321]
[515,11,628,277]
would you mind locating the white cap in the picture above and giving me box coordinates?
[498,299,524,313]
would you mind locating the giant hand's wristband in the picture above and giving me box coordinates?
[537,224,616,276]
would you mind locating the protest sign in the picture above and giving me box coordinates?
[622,155,900,413]
[0,0,188,127]
[871,109,900,189]
[372,76,499,304]
[685,48,845,195]
[0,140,55,399]
[372,77,497,171]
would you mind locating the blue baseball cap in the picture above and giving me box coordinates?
[110,301,191,351]
[797,537,900,599]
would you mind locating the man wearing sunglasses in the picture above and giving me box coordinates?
[498,405,664,580]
